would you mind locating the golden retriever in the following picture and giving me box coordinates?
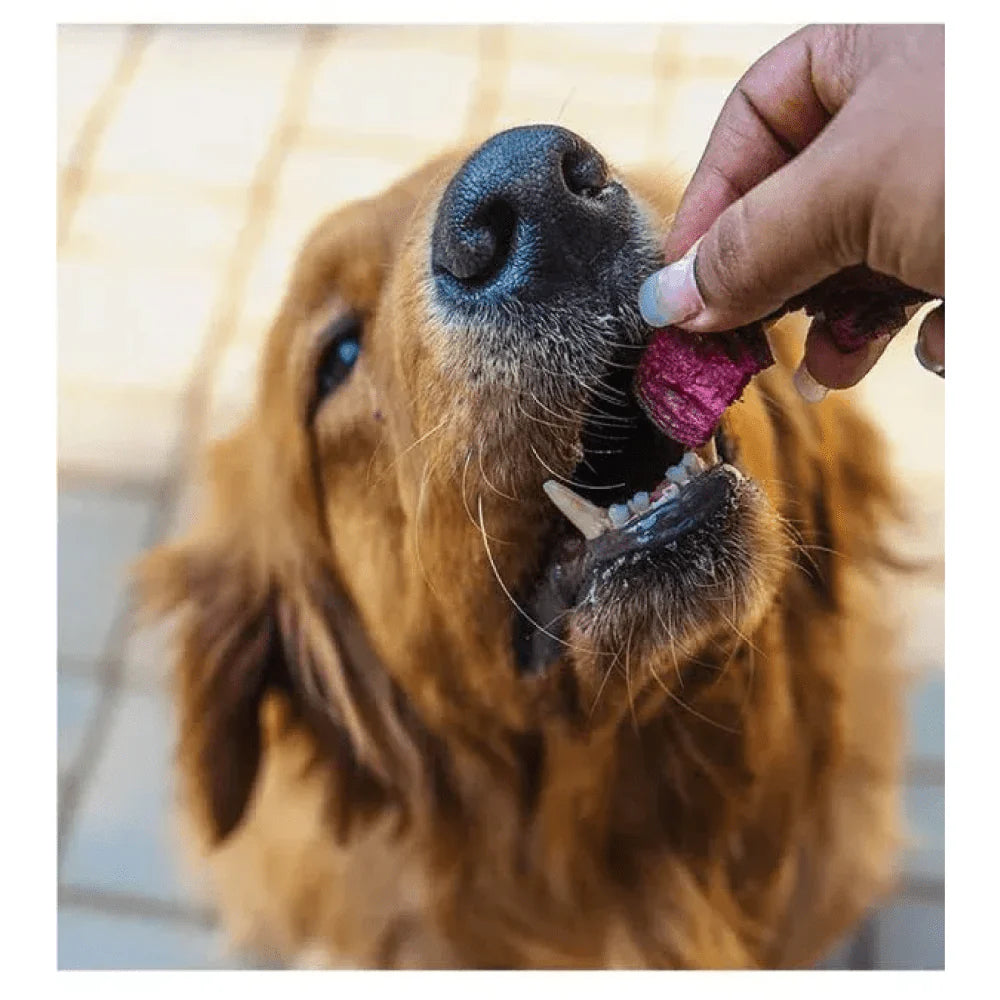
[140,125,905,969]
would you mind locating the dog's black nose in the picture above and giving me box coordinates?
[431,125,633,304]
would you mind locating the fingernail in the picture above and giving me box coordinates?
[638,243,706,328]
[793,361,829,403]
[914,332,945,378]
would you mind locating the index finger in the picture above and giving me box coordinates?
[663,25,839,262]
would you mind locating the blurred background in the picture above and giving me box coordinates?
[57,23,944,970]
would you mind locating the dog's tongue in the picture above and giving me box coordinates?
[633,266,935,448]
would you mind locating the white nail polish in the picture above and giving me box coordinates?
[638,248,707,328]
[793,362,829,403]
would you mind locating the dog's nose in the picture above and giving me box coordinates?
[431,125,632,302]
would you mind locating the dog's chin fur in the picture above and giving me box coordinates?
[139,138,906,969]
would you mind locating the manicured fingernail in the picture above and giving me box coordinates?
[793,361,829,403]
[638,244,706,327]
[915,331,945,378]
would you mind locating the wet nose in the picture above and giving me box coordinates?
[431,125,632,304]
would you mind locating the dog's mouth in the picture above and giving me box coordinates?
[514,346,749,675]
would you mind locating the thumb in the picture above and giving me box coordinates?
[639,110,870,334]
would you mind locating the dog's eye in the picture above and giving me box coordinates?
[311,313,362,417]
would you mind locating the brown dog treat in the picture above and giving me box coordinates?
[776,266,933,354]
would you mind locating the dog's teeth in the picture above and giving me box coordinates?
[682,451,704,476]
[608,503,631,528]
[700,437,720,467]
[543,480,609,540]
[629,491,650,515]
[665,463,689,486]
[650,482,680,507]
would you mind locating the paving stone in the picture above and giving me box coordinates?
[57,382,183,482]
[875,899,945,970]
[59,688,198,909]
[58,487,157,662]
[648,76,738,173]
[58,673,104,779]
[57,25,131,167]
[64,184,243,266]
[308,43,476,146]
[95,25,305,188]
[908,672,945,762]
[59,904,224,970]
[58,257,218,394]
[903,783,945,882]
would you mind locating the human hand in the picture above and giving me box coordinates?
[637,24,944,397]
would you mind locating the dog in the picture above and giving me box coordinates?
[139,125,906,969]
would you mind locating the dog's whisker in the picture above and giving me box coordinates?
[460,453,509,543]
[476,494,600,657]
[477,441,523,503]
[624,625,639,733]
[370,416,450,488]
[652,604,685,692]
[588,647,624,720]
[413,456,448,604]
[527,444,628,493]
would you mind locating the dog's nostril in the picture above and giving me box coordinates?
[561,148,609,199]
[435,199,517,285]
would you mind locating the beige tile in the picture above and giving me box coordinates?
[501,59,659,119]
[220,143,419,359]
[505,24,662,70]
[58,486,158,661]
[236,234,297,347]
[894,578,945,678]
[669,24,800,70]
[277,142,421,224]
[58,25,131,167]
[95,26,304,189]
[855,316,944,483]
[63,185,243,266]
[649,77,739,174]
[306,45,477,145]
[203,336,262,443]
[122,616,176,689]
[58,381,183,481]
[58,257,218,392]
[335,24,482,57]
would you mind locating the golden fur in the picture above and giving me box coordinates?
[140,137,905,969]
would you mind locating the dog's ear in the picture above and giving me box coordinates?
[136,424,300,842]
[137,428,435,845]
[138,529,284,843]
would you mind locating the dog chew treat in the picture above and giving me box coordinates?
[634,323,773,449]
[779,266,934,354]
[634,266,935,448]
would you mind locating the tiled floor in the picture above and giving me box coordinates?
[57,24,944,969]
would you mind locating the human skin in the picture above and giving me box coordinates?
[637,24,944,395]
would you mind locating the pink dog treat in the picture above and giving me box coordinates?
[634,267,934,448]
[634,323,773,449]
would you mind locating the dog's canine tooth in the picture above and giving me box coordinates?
[700,437,719,467]
[682,451,704,476]
[666,463,689,487]
[543,480,610,540]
